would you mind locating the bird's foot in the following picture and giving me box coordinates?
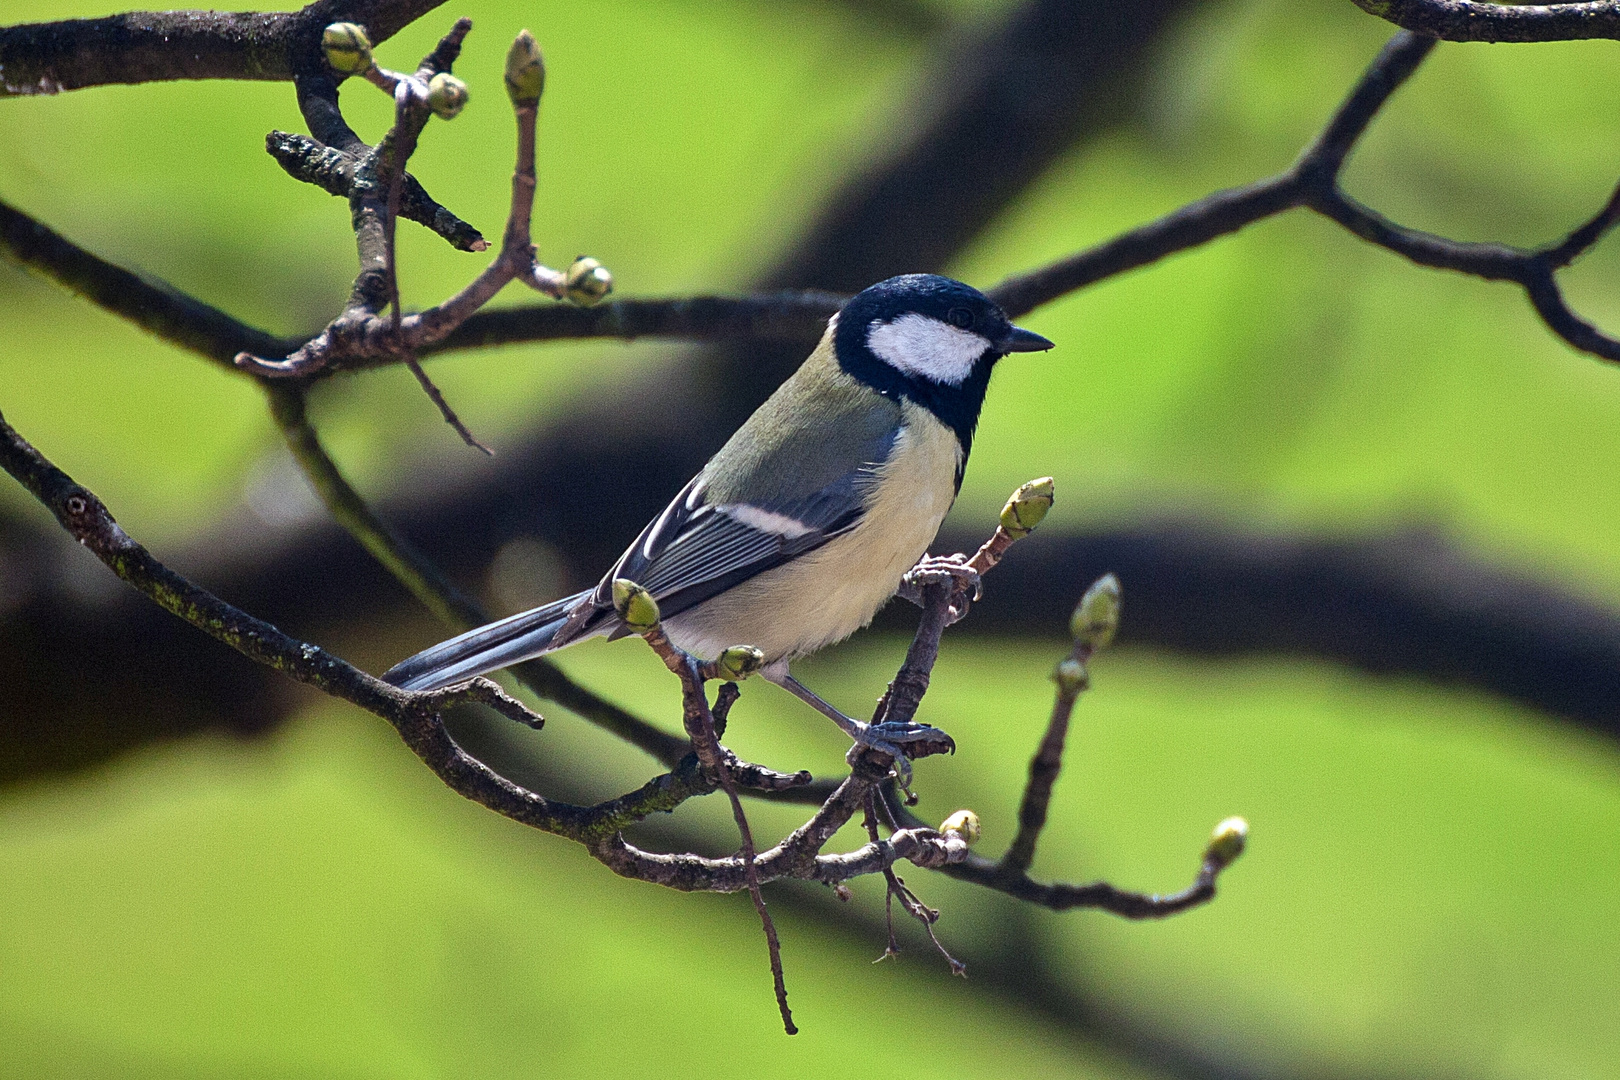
[899,553,981,623]
[847,719,956,792]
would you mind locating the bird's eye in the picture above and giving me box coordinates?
[946,307,974,330]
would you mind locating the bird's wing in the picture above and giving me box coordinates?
[559,437,896,642]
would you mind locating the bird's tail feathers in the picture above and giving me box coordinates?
[382,589,600,692]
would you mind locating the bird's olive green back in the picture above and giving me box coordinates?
[701,328,903,505]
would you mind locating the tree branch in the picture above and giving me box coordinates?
[7,409,1132,913]
[12,26,1620,378]
[2,412,1236,1019]
[0,0,444,96]
[1350,0,1620,42]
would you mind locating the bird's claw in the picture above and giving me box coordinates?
[899,554,982,623]
[867,720,955,754]
[846,720,956,791]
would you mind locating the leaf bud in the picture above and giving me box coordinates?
[939,809,981,846]
[1069,573,1121,650]
[322,23,374,75]
[715,645,764,681]
[504,29,546,105]
[999,476,1055,537]
[1206,816,1249,868]
[427,73,469,119]
[611,579,660,632]
[1053,656,1089,694]
[565,256,613,306]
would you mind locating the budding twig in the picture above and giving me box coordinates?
[610,580,797,1034]
[1000,572,1118,875]
[233,21,613,425]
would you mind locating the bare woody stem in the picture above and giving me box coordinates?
[631,625,797,1035]
[1351,0,1620,42]
[235,22,579,384]
[0,0,444,96]
[999,642,1093,876]
[2,398,1241,943]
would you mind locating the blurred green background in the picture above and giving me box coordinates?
[3,0,1620,1077]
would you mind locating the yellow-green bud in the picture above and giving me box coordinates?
[427,73,469,119]
[611,579,660,632]
[715,645,764,681]
[1053,656,1089,694]
[1069,572,1121,650]
[939,809,981,846]
[1207,816,1249,867]
[999,476,1055,537]
[504,29,546,105]
[565,256,613,306]
[322,23,374,75]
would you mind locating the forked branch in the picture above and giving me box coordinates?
[0,402,1244,1026]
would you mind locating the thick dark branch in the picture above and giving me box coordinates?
[1351,0,1620,42]
[1523,269,1620,362]
[0,0,442,96]
[1296,28,1438,176]
[986,174,1302,319]
[1305,187,1529,278]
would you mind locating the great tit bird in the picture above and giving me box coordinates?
[384,273,1053,751]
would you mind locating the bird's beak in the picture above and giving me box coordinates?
[998,325,1054,353]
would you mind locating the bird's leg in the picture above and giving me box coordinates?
[897,552,981,624]
[760,665,953,764]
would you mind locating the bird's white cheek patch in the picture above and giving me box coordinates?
[866,314,990,385]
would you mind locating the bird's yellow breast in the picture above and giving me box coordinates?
[665,402,962,662]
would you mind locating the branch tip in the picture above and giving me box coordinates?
[998,476,1054,538]
[505,29,545,105]
[564,256,614,306]
[1070,572,1121,650]
[1206,816,1250,869]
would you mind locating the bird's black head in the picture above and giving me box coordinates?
[832,274,1053,454]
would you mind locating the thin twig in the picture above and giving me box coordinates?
[403,357,493,452]
[686,661,796,1035]
[999,646,1089,876]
